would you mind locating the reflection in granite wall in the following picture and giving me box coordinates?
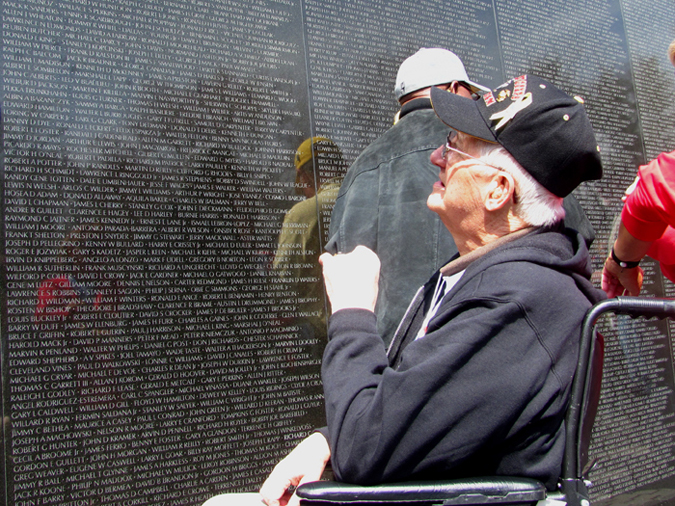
[1,0,675,504]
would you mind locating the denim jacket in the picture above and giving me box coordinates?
[326,100,455,346]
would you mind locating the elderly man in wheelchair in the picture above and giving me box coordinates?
[205,75,608,506]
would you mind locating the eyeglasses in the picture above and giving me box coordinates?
[442,131,502,172]
[442,131,518,202]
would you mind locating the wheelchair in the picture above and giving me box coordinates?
[296,297,675,506]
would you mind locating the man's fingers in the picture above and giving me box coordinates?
[260,471,294,506]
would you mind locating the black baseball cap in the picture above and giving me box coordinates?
[430,75,602,197]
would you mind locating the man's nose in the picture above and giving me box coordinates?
[430,145,445,168]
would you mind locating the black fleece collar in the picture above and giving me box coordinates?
[398,98,433,120]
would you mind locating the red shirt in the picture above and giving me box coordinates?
[622,150,675,281]
[623,150,675,240]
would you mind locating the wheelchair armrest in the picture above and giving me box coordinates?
[296,477,546,505]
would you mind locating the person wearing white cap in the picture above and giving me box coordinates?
[393,47,488,116]
[325,48,487,347]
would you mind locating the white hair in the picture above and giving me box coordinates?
[474,141,565,227]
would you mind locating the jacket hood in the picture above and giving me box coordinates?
[445,224,603,306]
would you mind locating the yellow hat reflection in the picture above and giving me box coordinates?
[294,136,340,170]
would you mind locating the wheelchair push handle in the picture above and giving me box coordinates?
[567,296,675,483]
[583,296,675,328]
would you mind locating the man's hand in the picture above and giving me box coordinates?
[319,246,380,314]
[601,255,644,298]
[259,432,331,506]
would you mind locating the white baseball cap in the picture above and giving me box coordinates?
[394,48,489,100]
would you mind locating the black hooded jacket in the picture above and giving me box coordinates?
[321,226,606,490]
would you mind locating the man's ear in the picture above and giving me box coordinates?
[484,173,515,211]
[450,81,473,98]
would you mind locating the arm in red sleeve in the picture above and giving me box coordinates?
[622,151,675,241]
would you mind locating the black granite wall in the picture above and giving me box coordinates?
[2,1,675,504]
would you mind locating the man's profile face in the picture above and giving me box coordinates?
[427,133,494,233]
